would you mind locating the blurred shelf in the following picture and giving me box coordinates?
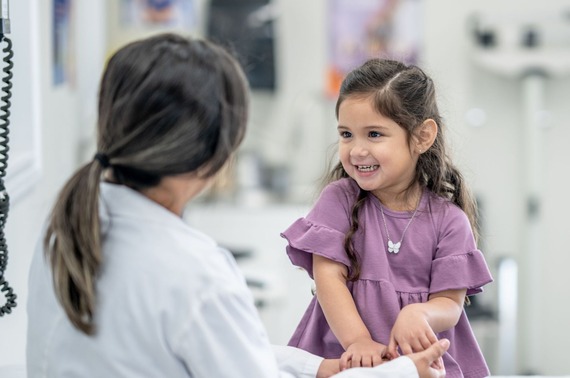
[473,48,570,77]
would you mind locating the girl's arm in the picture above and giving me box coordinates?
[424,289,466,332]
[313,254,387,369]
[387,289,466,357]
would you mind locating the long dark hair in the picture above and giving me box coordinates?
[44,33,249,334]
[325,59,479,280]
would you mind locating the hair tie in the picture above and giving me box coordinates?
[94,152,111,168]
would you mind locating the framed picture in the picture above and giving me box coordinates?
[326,0,422,97]
[120,0,196,28]
[206,0,276,90]
[53,0,75,86]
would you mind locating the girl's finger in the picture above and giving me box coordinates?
[339,352,352,371]
[427,331,439,345]
[350,355,362,368]
[419,335,432,351]
[387,336,398,357]
[400,342,414,355]
[372,354,384,367]
[361,355,373,368]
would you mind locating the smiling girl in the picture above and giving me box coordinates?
[281,59,493,378]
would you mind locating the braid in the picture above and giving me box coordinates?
[344,188,367,281]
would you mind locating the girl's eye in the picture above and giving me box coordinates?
[340,131,352,138]
[369,131,382,138]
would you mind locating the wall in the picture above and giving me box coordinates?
[0,0,106,368]
[424,1,570,375]
[426,1,570,374]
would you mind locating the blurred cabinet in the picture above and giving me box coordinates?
[184,204,313,345]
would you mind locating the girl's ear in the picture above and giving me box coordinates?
[415,119,438,154]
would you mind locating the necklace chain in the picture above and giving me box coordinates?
[380,200,420,254]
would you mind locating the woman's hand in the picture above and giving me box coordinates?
[387,303,438,357]
[407,339,450,378]
[340,337,388,370]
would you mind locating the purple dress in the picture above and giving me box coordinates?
[281,178,493,378]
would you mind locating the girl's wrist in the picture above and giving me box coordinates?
[344,334,372,348]
[403,302,428,317]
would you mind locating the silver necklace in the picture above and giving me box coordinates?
[379,201,420,254]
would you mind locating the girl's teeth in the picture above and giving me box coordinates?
[358,165,377,172]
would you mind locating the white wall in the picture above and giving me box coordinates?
[424,1,570,375]
[0,0,106,368]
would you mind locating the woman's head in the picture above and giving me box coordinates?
[45,34,249,334]
[97,33,249,189]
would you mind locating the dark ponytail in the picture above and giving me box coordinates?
[44,162,104,334]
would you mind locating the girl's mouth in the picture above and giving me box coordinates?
[356,165,379,172]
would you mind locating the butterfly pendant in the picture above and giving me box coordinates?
[388,240,401,254]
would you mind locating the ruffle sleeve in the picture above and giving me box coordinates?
[281,218,350,279]
[280,179,358,279]
[430,250,493,295]
[429,198,494,295]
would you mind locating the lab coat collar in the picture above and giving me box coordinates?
[98,182,215,246]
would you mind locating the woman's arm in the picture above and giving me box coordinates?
[387,289,465,356]
[176,286,323,378]
[313,254,386,369]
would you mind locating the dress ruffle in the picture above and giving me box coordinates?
[281,218,350,279]
[430,250,493,296]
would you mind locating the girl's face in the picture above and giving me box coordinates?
[337,96,419,200]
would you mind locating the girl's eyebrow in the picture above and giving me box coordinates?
[363,125,389,130]
[337,125,389,130]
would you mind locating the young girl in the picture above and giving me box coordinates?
[26,34,450,378]
[281,59,493,378]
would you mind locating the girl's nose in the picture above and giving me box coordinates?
[350,144,369,158]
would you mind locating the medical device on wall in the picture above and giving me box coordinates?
[207,0,277,90]
[0,0,16,317]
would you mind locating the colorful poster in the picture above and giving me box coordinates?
[53,0,75,86]
[326,0,422,97]
[120,0,195,28]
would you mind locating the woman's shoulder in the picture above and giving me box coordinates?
[118,231,246,303]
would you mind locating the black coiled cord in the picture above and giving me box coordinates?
[0,33,16,316]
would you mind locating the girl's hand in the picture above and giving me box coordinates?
[387,303,439,357]
[340,337,388,370]
[317,358,341,378]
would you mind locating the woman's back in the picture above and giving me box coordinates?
[27,183,276,377]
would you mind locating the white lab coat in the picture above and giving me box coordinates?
[27,182,418,378]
